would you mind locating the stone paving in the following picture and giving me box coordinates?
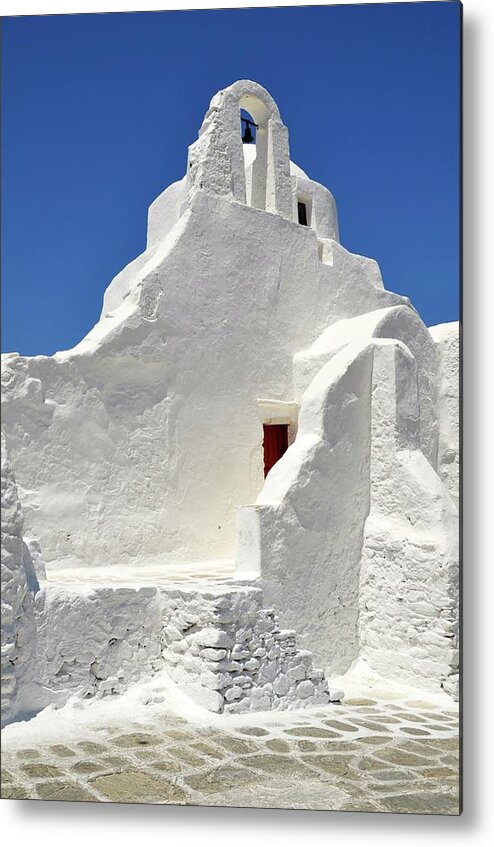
[1,692,460,814]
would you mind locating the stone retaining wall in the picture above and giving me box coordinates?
[1,434,39,725]
[160,586,332,713]
[33,585,164,705]
[3,578,334,723]
[360,521,459,701]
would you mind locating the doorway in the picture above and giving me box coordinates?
[263,423,289,478]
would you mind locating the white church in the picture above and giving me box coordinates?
[1,81,459,725]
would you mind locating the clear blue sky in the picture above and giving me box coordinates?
[2,2,461,356]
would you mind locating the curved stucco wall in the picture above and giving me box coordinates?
[146,177,187,250]
[1,79,458,714]
[294,174,339,242]
[1,180,408,572]
[236,342,374,672]
[236,332,458,696]
[429,322,460,506]
[359,341,459,698]
[294,305,439,468]
[102,132,340,318]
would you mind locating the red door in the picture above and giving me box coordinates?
[263,423,289,478]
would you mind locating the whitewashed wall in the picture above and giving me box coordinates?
[359,340,459,697]
[1,81,459,707]
[430,322,460,507]
[1,434,40,725]
[1,81,408,573]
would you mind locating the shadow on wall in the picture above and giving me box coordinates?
[236,334,459,700]
[236,341,374,674]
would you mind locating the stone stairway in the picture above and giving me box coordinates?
[160,583,340,713]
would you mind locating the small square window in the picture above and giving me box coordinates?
[298,201,308,226]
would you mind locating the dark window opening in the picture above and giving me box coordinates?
[263,423,289,478]
[298,202,308,226]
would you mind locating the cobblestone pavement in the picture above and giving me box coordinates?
[1,688,460,814]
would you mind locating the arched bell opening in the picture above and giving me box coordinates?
[240,108,257,207]
[239,94,271,211]
[191,81,291,218]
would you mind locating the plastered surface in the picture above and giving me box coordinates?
[1,81,459,723]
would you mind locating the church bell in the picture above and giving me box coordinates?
[241,118,256,144]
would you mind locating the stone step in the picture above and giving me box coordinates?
[160,585,336,714]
